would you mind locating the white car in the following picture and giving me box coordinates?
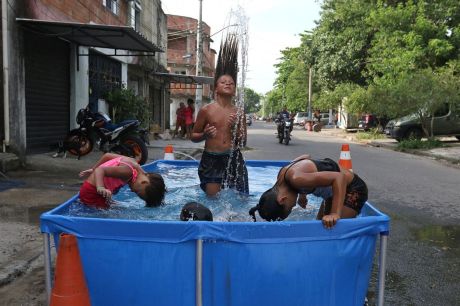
[294,112,309,125]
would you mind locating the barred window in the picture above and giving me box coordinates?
[103,0,119,15]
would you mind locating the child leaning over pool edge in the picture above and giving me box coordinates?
[79,153,166,209]
[249,154,368,229]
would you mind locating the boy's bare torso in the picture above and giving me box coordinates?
[203,102,238,153]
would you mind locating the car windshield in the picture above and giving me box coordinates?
[297,112,308,117]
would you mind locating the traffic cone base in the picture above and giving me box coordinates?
[50,234,91,306]
[338,143,353,171]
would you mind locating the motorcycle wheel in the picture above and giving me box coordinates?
[284,132,290,145]
[64,130,93,156]
[117,135,148,165]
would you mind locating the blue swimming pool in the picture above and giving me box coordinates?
[41,160,390,306]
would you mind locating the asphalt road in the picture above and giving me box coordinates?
[246,121,460,305]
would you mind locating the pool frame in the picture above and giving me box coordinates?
[41,160,390,306]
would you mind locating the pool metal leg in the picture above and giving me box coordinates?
[196,239,203,306]
[377,233,388,306]
[43,233,52,305]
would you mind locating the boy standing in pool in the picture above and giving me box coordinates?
[191,34,248,196]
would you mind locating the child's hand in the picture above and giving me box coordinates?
[203,123,217,139]
[322,213,340,229]
[97,186,112,200]
[79,169,93,178]
[228,113,238,128]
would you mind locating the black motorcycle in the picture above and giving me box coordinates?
[64,106,149,164]
[276,117,292,145]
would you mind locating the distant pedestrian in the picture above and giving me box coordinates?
[173,102,186,139]
[184,98,195,139]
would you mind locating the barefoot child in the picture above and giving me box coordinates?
[79,153,165,208]
[191,34,248,196]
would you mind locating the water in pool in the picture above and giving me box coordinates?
[65,163,323,222]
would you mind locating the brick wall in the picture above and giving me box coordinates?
[24,0,128,25]
[167,14,215,100]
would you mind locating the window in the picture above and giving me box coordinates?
[129,0,142,31]
[434,103,449,117]
[103,0,119,15]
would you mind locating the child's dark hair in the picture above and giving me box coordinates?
[249,188,287,222]
[180,202,213,221]
[144,173,166,207]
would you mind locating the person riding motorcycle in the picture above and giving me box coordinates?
[276,107,293,137]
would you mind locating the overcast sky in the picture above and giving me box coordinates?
[161,0,322,95]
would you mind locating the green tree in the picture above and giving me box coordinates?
[372,68,459,138]
[312,0,375,90]
[105,88,150,127]
[243,87,261,113]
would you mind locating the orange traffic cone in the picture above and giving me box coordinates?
[338,143,353,171]
[50,233,91,306]
[164,144,175,160]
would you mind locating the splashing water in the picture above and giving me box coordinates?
[65,164,323,222]
[217,14,250,191]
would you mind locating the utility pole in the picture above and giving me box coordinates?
[195,0,203,117]
[308,67,312,119]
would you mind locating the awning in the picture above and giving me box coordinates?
[16,18,163,53]
[153,72,214,89]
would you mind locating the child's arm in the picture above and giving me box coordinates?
[290,171,346,229]
[191,108,216,142]
[93,165,133,200]
[79,153,122,177]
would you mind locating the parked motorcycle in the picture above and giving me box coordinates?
[276,117,292,145]
[64,106,149,164]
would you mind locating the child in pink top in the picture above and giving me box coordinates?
[79,153,166,209]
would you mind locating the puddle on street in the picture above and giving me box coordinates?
[413,225,460,255]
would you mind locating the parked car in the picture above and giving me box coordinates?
[358,114,389,132]
[319,113,331,126]
[385,103,460,141]
[294,112,310,125]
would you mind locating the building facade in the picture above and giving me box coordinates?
[166,14,216,127]
[1,0,168,159]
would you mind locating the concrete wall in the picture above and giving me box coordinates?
[2,0,169,158]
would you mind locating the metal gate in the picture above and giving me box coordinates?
[89,51,121,113]
[24,32,70,153]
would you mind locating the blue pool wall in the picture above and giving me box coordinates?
[41,160,390,306]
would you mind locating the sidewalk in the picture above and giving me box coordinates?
[318,126,460,166]
[0,137,204,175]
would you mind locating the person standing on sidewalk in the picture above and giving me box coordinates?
[173,102,186,139]
[184,98,195,140]
[191,34,248,196]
